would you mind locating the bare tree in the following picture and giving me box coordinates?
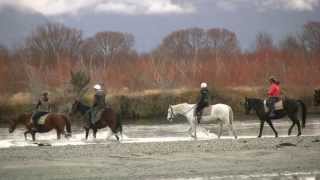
[301,21,320,54]
[24,22,82,65]
[279,35,302,53]
[82,31,135,68]
[70,69,90,99]
[154,28,207,62]
[206,28,240,59]
[255,32,274,52]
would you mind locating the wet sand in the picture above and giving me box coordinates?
[0,136,320,180]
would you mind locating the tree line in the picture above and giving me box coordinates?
[0,21,319,95]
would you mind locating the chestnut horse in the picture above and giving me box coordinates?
[8,112,72,141]
[71,100,123,141]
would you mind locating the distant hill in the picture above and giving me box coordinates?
[0,5,48,49]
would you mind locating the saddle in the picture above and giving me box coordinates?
[31,113,49,125]
[264,99,283,112]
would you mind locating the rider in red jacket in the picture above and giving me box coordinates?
[267,77,280,117]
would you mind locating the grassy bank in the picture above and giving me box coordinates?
[0,86,316,124]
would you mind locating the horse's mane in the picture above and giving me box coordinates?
[172,103,193,112]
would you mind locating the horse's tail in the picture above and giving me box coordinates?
[63,115,72,136]
[229,106,234,125]
[297,100,307,128]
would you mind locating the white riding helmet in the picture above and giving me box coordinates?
[200,82,207,88]
[93,84,102,90]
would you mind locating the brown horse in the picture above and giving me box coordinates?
[8,112,72,141]
[71,100,122,141]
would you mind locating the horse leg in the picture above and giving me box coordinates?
[85,128,90,140]
[266,119,278,138]
[194,122,198,139]
[296,118,302,136]
[258,120,265,138]
[31,132,36,141]
[288,121,296,136]
[57,131,61,140]
[115,134,120,141]
[289,114,302,136]
[290,113,302,136]
[229,124,237,139]
[93,129,97,139]
[218,123,223,139]
[190,123,197,139]
[188,126,193,137]
[24,130,31,140]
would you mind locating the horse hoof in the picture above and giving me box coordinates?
[257,136,262,138]
[297,133,301,137]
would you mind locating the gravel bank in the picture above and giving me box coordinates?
[0,136,320,180]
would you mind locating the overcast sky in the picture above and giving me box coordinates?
[0,0,319,52]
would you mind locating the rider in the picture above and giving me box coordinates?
[31,91,51,131]
[267,76,281,117]
[195,82,210,124]
[87,84,106,126]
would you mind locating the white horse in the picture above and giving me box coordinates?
[167,103,237,139]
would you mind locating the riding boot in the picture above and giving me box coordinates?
[31,118,38,132]
[197,111,202,124]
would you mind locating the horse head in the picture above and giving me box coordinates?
[167,105,176,122]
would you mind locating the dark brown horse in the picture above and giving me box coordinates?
[8,112,72,141]
[71,100,122,141]
[244,97,306,137]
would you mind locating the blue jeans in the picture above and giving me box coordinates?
[268,97,280,115]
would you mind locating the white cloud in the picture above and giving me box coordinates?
[95,0,195,15]
[215,0,320,11]
[0,0,195,16]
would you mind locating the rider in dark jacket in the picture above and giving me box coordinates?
[31,92,51,131]
[88,84,106,126]
[195,82,210,124]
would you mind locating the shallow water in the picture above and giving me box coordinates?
[1,116,320,148]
